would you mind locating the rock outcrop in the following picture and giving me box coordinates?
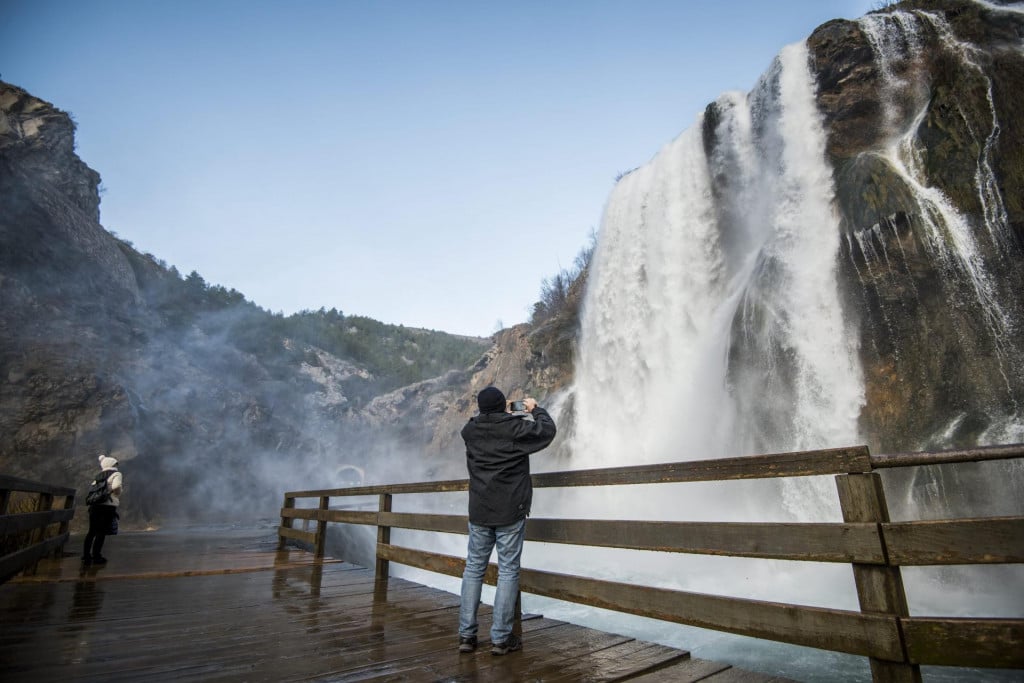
[0,81,489,525]
[807,0,1024,449]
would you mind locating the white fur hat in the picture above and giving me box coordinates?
[98,454,119,469]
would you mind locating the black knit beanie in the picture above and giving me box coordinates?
[477,386,506,414]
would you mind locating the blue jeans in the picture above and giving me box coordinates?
[458,518,526,643]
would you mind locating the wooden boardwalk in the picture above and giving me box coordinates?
[0,528,790,682]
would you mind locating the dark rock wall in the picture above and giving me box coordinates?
[807,1,1024,451]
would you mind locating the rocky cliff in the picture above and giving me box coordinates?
[804,0,1024,451]
[0,81,489,526]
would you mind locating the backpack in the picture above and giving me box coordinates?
[86,470,114,506]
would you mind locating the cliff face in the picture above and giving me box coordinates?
[1,83,143,493]
[0,85,137,299]
[0,81,488,525]
[807,0,1024,449]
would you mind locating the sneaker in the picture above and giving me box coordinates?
[490,633,522,656]
[91,556,108,565]
[458,636,477,653]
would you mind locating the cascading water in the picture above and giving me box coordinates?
[523,40,874,680]
[572,40,864,520]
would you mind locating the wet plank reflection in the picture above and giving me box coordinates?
[0,527,785,681]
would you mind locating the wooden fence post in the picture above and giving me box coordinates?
[315,496,329,558]
[278,495,295,551]
[835,471,921,683]
[26,493,54,576]
[375,493,392,584]
[55,494,75,557]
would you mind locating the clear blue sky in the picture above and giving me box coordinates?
[1,0,874,336]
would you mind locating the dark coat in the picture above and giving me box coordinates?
[461,407,557,527]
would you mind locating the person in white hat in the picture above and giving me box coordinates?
[82,454,123,564]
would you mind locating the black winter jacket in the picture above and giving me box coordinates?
[461,407,556,526]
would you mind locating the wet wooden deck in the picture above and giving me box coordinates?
[0,528,791,682]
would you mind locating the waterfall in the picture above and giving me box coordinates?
[572,41,863,521]
[548,9,1023,679]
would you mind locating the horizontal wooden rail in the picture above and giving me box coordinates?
[531,446,871,488]
[285,446,872,500]
[277,526,317,545]
[1,476,76,584]
[279,441,1024,679]
[0,508,75,536]
[281,508,888,564]
[0,533,69,584]
[286,479,469,499]
[882,517,1024,565]
[902,617,1024,668]
[0,475,76,498]
[376,543,904,661]
[870,443,1024,469]
[525,518,886,563]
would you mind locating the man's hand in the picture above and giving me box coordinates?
[523,397,538,412]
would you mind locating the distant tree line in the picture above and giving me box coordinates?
[117,244,487,402]
[527,232,595,375]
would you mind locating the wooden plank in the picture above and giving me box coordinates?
[520,566,902,661]
[626,657,733,682]
[376,543,903,660]
[315,495,329,557]
[278,495,295,551]
[3,583,444,680]
[0,475,76,497]
[0,508,76,535]
[0,533,68,584]
[378,542,470,581]
[324,508,378,525]
[834,475,911,615]
[285,446,872,500]
[902,617,1024,668]
[375,513,885,564]
[378,511,468,535]
[882,517,1024,565]
[285,478,469,499]
[531,446,872,489]
[280,507,379,526]
[543,639,692,682]
[870,443,1024,469]
[0,529,786,682]
[375,493,392,581]
[331,622,631,681]
[277,526,315,544]
[835,473,920,683]
[525,518,885,564]
[702,666,795,682]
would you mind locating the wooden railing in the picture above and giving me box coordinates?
[0,475,76,583]
[278,444,1024,682]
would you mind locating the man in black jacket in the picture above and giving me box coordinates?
[457,386,556,656]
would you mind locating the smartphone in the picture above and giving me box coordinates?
[510,400,526,412]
